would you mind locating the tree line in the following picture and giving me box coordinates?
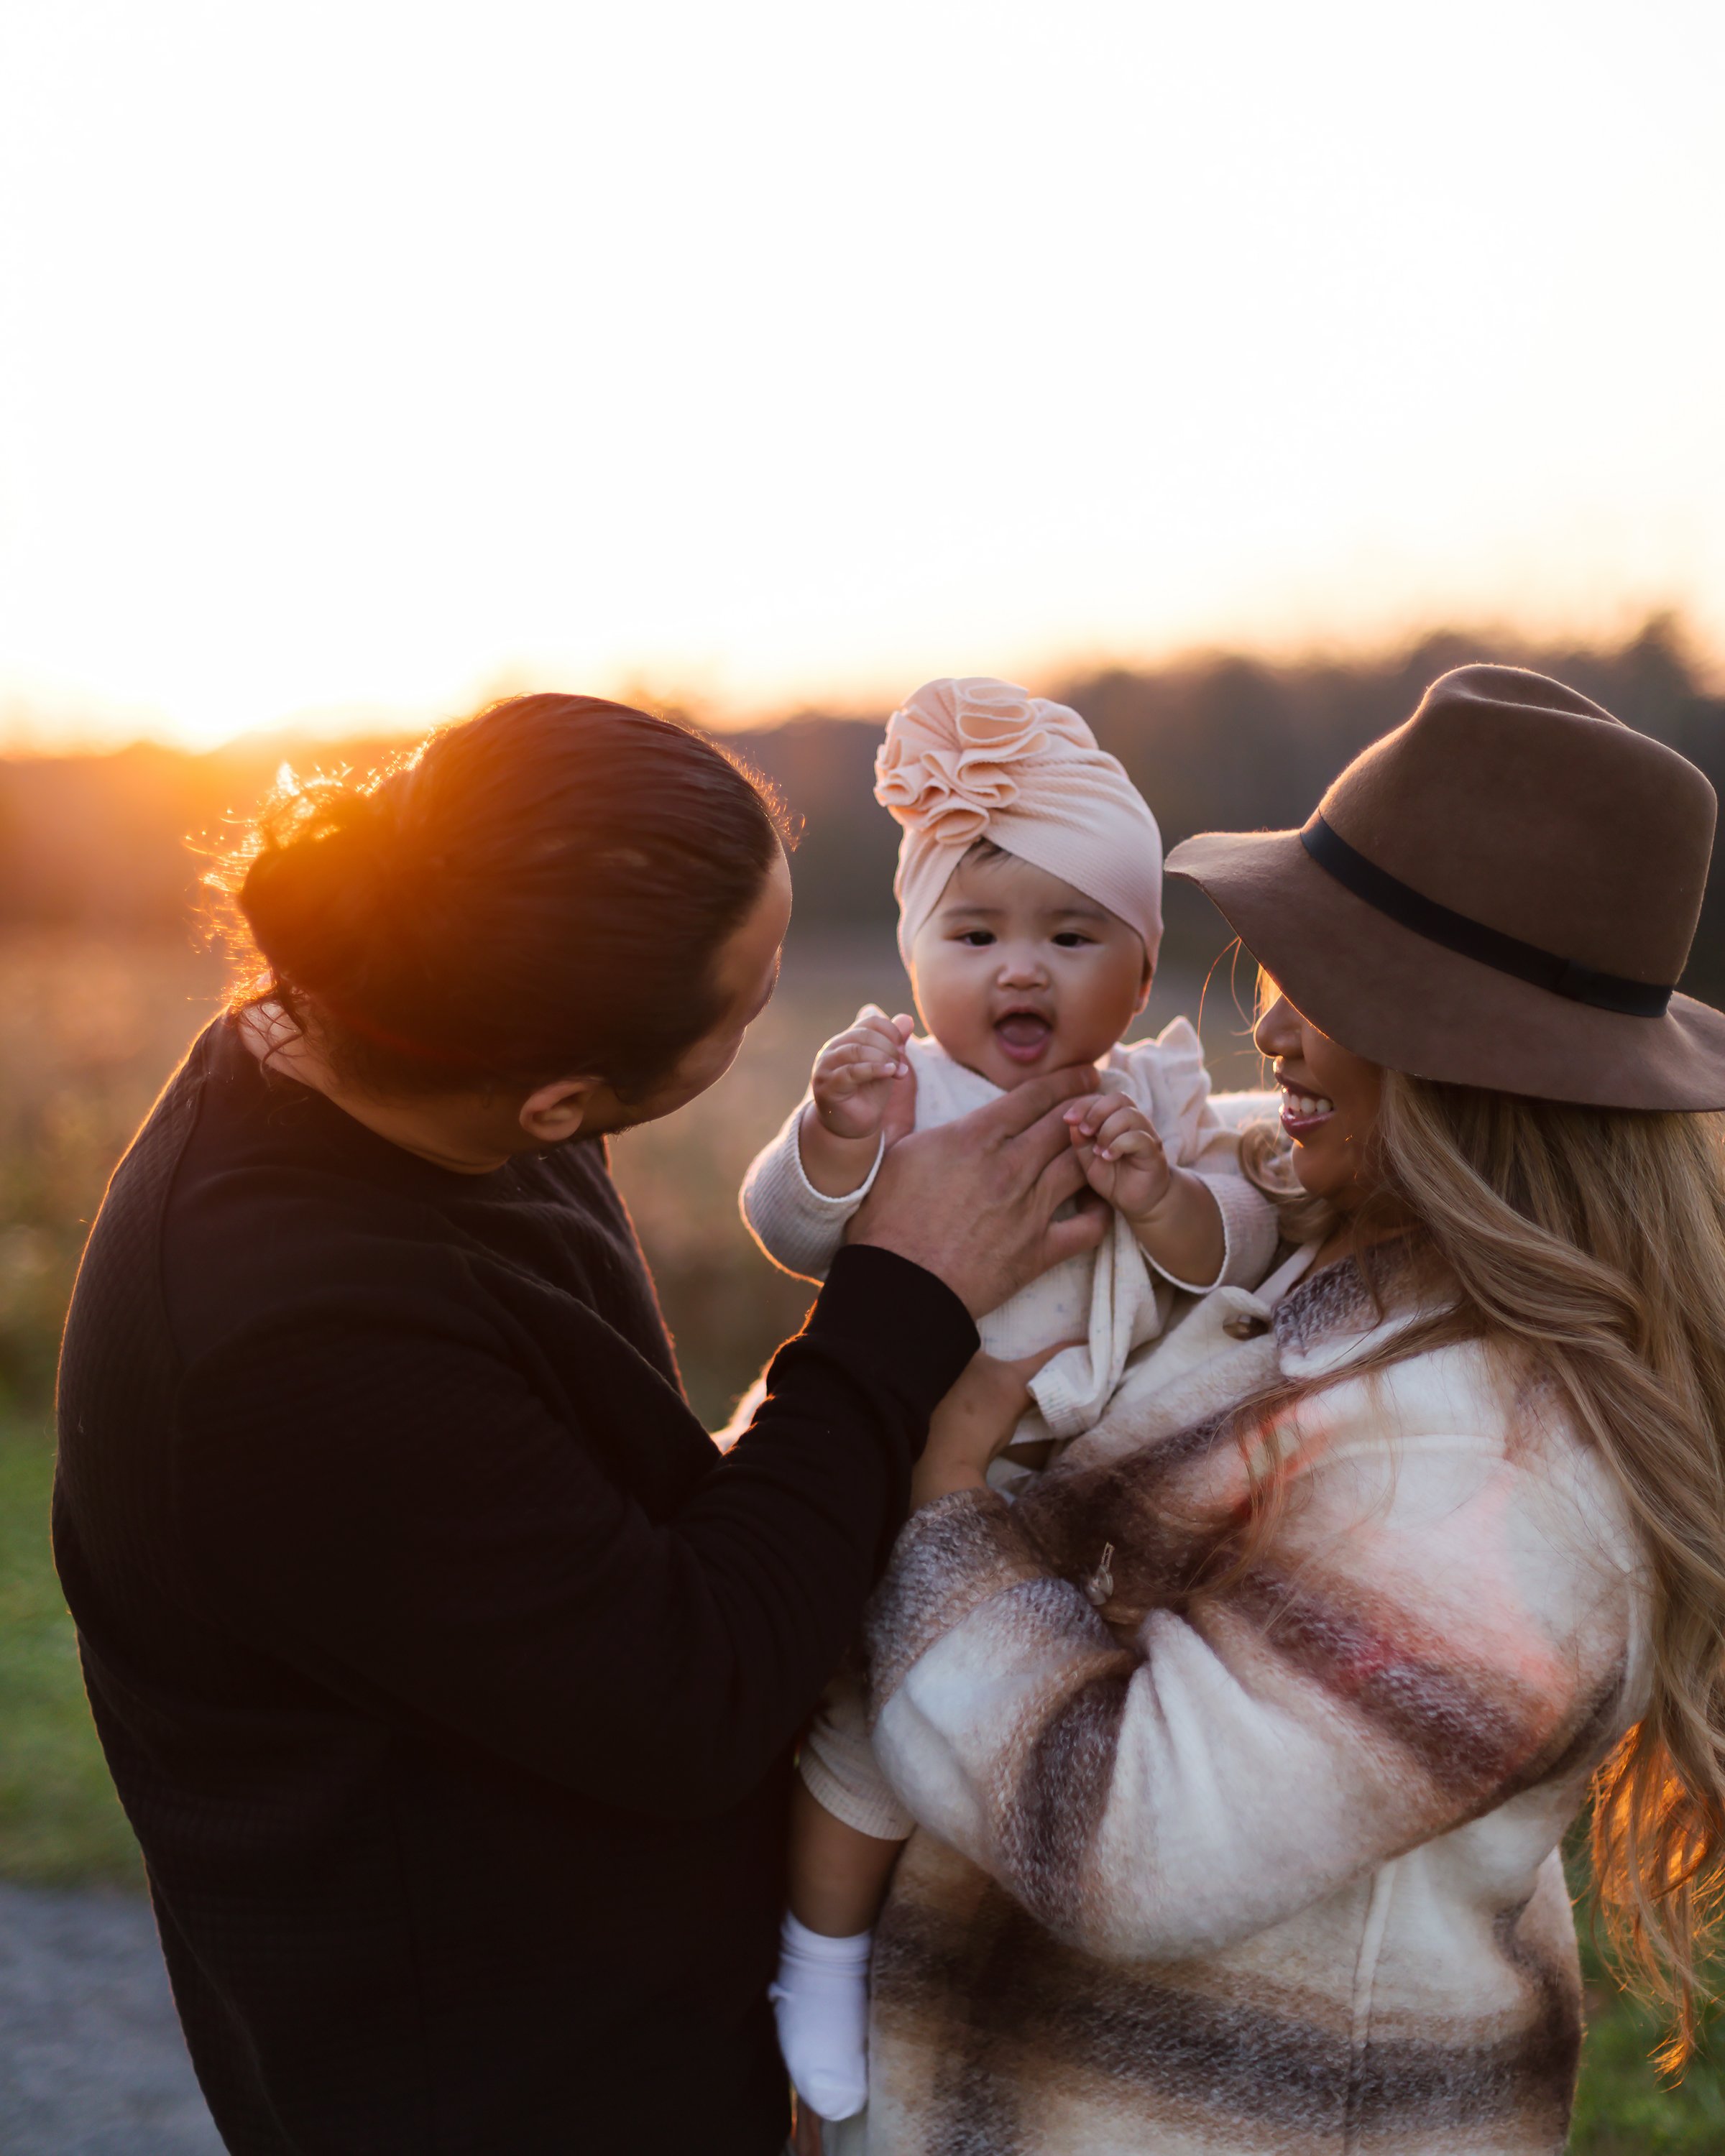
[1,615,1720,1002]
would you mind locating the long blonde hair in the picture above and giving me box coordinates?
[1246,1074,1725,2063]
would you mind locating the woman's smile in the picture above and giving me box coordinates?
[1254,988,1384,1212]
[1276,1075,1336,1135]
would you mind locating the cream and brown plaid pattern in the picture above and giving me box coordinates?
[850,1261,1644,2155]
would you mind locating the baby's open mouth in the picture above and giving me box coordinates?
[994,1009,1054,1064]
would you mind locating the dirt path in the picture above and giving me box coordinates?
[0,1880,221,2155]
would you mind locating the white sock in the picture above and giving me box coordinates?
[768,1912,872,2122]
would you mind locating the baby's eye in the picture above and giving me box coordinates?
[956,930,995,947]
[1052,932,1095,948]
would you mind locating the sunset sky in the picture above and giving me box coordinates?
[1,1,1721,749]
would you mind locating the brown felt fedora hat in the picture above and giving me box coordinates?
[1164,664,1725,1110]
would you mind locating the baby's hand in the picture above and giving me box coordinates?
[811,1005,914,1142]
[1064,1093,1173,1225]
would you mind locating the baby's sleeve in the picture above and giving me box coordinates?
[799,1663,916,1841]
[739,1100,885,1286]
[1125,1018,1281,1291]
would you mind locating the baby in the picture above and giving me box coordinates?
[740,677,1279,2122]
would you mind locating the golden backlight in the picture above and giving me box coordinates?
[0,0,1719,747]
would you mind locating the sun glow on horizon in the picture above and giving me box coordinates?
[1,1,1721,752]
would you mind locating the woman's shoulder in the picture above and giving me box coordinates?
[1279,1260,1561,1442]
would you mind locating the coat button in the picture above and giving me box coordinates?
[1222,1312,1270,1340]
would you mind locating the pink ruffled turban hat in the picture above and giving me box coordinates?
[874,677,1164,970]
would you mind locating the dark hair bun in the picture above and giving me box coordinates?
[228,696,783,1097]
[239,782,405,1002]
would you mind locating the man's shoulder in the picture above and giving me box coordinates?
[60,1026,459,1414]
[93,1021,220,1210]
[144,1044,493,1365]
[60,1030,224,1399]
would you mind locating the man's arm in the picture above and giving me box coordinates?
[172,1066,1110,1823]
[175,1245,975,1823]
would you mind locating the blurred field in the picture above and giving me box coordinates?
[0,924,1265,1428]
[0,926,1716,2142]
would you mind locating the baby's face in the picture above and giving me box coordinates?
[908,845,1151,1090]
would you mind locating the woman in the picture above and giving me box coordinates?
[52,692,1108,2156]
[838,665,1725,2154]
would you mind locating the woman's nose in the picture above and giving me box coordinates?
[1254,992,1296,1058]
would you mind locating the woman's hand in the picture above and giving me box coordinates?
[912,1344,1075,1508]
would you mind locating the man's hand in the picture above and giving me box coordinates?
[845,1065,1108,1315]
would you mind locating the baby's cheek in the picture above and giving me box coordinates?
[1056,972,1139,1063]
[915,972,994,1058]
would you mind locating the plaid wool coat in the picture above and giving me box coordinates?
[840,1255,1646,2156]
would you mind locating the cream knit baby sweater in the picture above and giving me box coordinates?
[740,1018,1279,1460]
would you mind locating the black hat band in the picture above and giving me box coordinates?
[1299,815,1674,1019]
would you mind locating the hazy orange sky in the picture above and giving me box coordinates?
[1,1,1721,750]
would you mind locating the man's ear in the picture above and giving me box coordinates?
[518,1076,600,1146]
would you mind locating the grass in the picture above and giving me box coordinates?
[0,1418,141,1886]
[1570,1943,1725,2152]
[1,927,1721,2140]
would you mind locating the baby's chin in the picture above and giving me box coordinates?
[957,1026,1115,1090]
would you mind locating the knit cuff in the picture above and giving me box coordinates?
[791,1118,886,1212]
[739,1107,884,1284]
[798,1745,916,1841]
[1028,1348,1100,1442]
[1144,1170,1280,1294]
[1203,1170,1281,1291]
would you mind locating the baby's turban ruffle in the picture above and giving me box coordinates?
[874,677,1164,969]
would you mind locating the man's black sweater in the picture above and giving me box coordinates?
[53,1019,977,2155]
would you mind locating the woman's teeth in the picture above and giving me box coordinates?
[1282,1092,1335,1120]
